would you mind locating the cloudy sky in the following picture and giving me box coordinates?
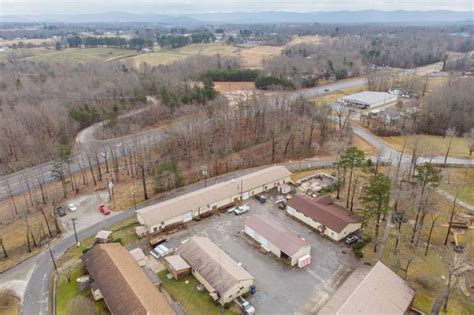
[1,0,472,15]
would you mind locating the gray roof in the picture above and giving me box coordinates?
[319,261,415,315]
[177,236,254,295]
[137,166,291,227]
[164,255,190,271]
[244,215,309,256]
[341,91,398,106]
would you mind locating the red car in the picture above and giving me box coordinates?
[99,205,111,215]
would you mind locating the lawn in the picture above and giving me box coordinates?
[27,47,138,63]
[157,270,238,315]
[440,167,474,206]
[383,135,472,159]
[56,263,107,315]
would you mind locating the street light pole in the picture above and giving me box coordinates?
[48,245,57,272]
[71,218,79,247]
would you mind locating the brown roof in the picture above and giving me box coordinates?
[244,215,309,256]
[137,166,291,227]
[177,236,254,295]
[82,243,175,315]
[287,194,360,233]
[319,261,415,314]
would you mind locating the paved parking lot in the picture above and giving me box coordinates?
[59,191,117,237]
[163,191,359,314]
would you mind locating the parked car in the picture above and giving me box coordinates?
[56,207,67,217]
[275,198,287,210]
[67,203,77,212]
[324,88,330,92]
[234,205,250,215]
[150,244,172,259]
[235,296,255,315]
[98,205,111,215]
[255,195,266,203]
[344,234,360,245]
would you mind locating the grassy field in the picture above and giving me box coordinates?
[157,270,238,315]
[56,263,107,315]
[27,47,138,63]
[383,135,472,159]
[440,167,474,205]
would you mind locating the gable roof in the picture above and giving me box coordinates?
[137,166,291,227]
[244,215,309,256]
[320,261,415,314]
[82,243,175,315]
[177,236,254,295]
[287,194,360,233]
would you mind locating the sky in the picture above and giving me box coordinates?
[0,0,473,16]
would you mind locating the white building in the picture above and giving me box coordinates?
[136,166,292,234]
[287,195,361,242]
[244,215,311,267]
[340,91,398,109]
[177,236,254,305]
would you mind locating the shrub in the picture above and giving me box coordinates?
[254,75,295,90]
[352,247,364,258]
[335,69,349,80]
[205,68,261,81]
[241,292,250,298]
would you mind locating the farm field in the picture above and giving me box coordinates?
[382,135,473,159]
[232,45,284,68]
[27,47,138,63]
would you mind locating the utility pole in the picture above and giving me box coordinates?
[48,245,57,272]
[132,190,137,211]
[71,218,79,247]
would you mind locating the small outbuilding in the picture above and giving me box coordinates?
[164,255,191,280]
[244,215,311,267]
[129,248,147,267]
[95,230,112,243]
[287,194,361,241]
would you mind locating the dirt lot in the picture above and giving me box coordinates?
[161,190,359,314]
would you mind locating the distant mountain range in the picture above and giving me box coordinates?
[1,10,473,25]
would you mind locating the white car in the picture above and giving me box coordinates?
[68,203,77,212]
[234,205,250,215]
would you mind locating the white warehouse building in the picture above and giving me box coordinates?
[136,166,292,234]
[340,91,398,109]
[244,215,311,267]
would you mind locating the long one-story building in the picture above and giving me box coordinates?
[136,166,291,234]
[287,194,361,241]
[340,91,398,109]
[81,243,175,315]
[244,215,311,267]
[319,261,416,314]
[177,236,254,305]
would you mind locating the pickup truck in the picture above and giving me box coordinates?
[235,296,255,315]
[150,244,171,259]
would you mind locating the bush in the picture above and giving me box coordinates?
[223,303,231,309]
[205,68,261,81]
[335,69,349,80]
[254,75,295,90]
[110,238,123,245]
[241,292,250,298]
[301,77,318,88]
[352,247,364,258]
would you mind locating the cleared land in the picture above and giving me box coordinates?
[383,135,472,159]
[213,81,256,93]
[27,47,138,63]
[440,167,474,206]
[232,45,283,68]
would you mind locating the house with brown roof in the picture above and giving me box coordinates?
[177,236,254,305]
[81,243,175,315]
[287,194,361,241]
[244,215,311,267]
[136,166,291,234]
[319,261,416,314]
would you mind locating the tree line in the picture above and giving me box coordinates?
[66,36,153,49]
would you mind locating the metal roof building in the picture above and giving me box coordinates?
[340,91,398,109]
[287,195,361,241]
[319,261,415,314]
[136,166,291,233]
[81,243,175,315]
[177,236,254,304]
[244,215,311,267]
